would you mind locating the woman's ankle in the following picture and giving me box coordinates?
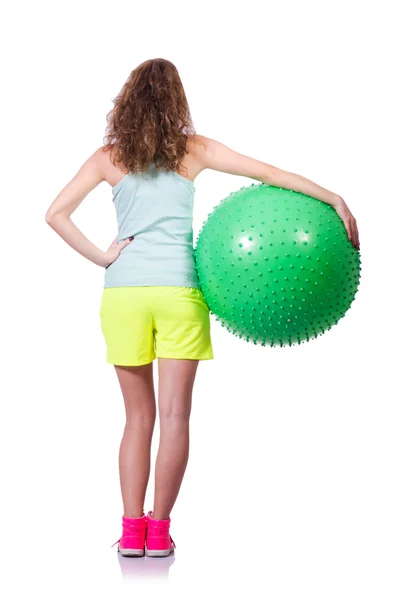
[150,510,170,521]
[123,510,145,519]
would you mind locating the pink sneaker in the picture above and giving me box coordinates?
[145,511,176,557]
[111,514,147,557]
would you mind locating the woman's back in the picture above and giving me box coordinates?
[104,161,200,289]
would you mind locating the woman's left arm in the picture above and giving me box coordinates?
[195,136,360,250]
[45,148,114,267]
[265,169,360,250]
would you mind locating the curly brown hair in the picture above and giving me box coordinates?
[103,58,201,176]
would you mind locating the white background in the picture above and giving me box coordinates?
[1,0,396,598]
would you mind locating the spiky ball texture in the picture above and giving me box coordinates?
[194,184,361,347]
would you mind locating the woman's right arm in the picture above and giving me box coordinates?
[195,135,360,249]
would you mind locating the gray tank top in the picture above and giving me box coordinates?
[103,162,200,289]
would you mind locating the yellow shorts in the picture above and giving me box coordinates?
[99,286,214,366]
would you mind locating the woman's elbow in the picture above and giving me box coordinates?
[260,165,280,185]
[45,210,63,226]
[262,166,290,187]
[45,210,55,225]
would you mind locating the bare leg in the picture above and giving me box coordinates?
[114,362,156,518]
[152,358,199,520]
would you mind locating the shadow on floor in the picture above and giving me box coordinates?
[117,550,176,582]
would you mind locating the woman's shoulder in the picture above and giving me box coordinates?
[97,145,130,188]
[185,133,213,168]
[187,133,210,152]
[187,133,223,162]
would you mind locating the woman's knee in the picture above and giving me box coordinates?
[125,403,156,428]
[159,398,191,428]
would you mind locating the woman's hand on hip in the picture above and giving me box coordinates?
[102,235,134,268]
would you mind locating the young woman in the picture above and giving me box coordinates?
[45,58,360,559]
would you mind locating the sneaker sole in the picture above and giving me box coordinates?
[145,546,175,557]
[118,547,145,557]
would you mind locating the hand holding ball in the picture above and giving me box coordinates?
[194,184,361,347]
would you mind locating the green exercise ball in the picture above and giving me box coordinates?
[195,184,361,347]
